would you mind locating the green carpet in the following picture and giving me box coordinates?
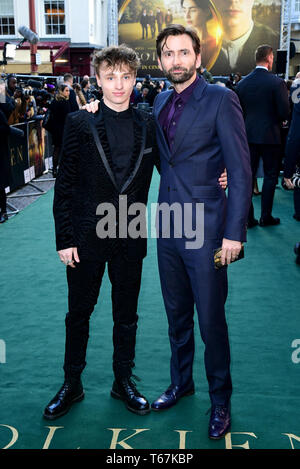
[0,174,300,450]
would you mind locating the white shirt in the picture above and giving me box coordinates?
[222,21,254,69]
[255,66,268,71]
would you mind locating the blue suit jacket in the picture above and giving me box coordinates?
[153,77,252,243]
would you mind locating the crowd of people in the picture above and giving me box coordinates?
[1,55,300,268]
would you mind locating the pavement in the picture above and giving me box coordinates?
[6,171,56,218]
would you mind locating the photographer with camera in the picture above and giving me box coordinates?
[7,84,27,125]
[23,87,37,122]
[47,83,72,177]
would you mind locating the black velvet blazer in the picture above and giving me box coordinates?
[53,106,160,261]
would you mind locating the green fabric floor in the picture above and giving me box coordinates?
[0,173,300,450]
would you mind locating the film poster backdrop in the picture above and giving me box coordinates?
[118,0,281,77]
[28,120,46,179]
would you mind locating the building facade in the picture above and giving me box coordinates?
[0,0,109,76]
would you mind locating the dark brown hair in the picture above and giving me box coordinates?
[93,44,140,76]
[180,0,210,9]
[255,45,273,64]
[156,24,201,59]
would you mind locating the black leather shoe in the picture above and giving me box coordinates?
[111,377,150,415]
[151,384,195,411]
[43,380,84,420]
[0,212,8,224]
[295,243,300,265]
[247,218,258,228]
[208,405,231,440]
[259,216,280,226]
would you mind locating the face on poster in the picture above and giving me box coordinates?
[118,0,281,77]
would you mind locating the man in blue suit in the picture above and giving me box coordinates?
[151,24,252,439]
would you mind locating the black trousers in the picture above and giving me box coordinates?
[0,188,7,213]
[248,143,281,221]
[141,24,148,39]
[53,145,61,172]
[63,254,143,381]
[294,187,300,218]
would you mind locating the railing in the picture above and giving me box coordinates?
[5,119,53,215]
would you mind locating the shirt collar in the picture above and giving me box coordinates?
[255,65,269,71]
[173,75,199,104]
[222,20,254,51]
[101,99,132,119]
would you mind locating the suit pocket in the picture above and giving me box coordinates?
[192,185,221,199]
[191,187,225,240]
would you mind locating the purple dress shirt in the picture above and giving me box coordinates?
[158,75,199,150]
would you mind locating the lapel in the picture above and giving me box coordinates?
[87,106,147,194]
[171,77,207,157]
[120,109,146,194]
[154,90,173,161]
[88,109,119,190]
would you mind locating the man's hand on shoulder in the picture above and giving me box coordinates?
[82,100,100,114]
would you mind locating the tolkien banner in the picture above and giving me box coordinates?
[8,123,29,193]
[7,121,51,194]
[28,120,46,179]
[118,0,281,77]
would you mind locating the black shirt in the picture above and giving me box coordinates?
[101,100,134,190]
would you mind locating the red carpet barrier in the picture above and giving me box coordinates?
[7,120,52,194]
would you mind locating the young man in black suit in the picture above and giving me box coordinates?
[236,44,290,227]
[43,45,160,420]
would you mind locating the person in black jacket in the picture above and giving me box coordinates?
[48,84,72,177]
[0,108,11,223]
[140,9,149,39]
[0,86,20,222]
[236,44,290,227]
[43,45,160,420]
[63,73,79,112]
[0,102,24,223]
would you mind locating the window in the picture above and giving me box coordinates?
[295,0,300,13]
[0,0,15,36]
[44,0,66,35]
